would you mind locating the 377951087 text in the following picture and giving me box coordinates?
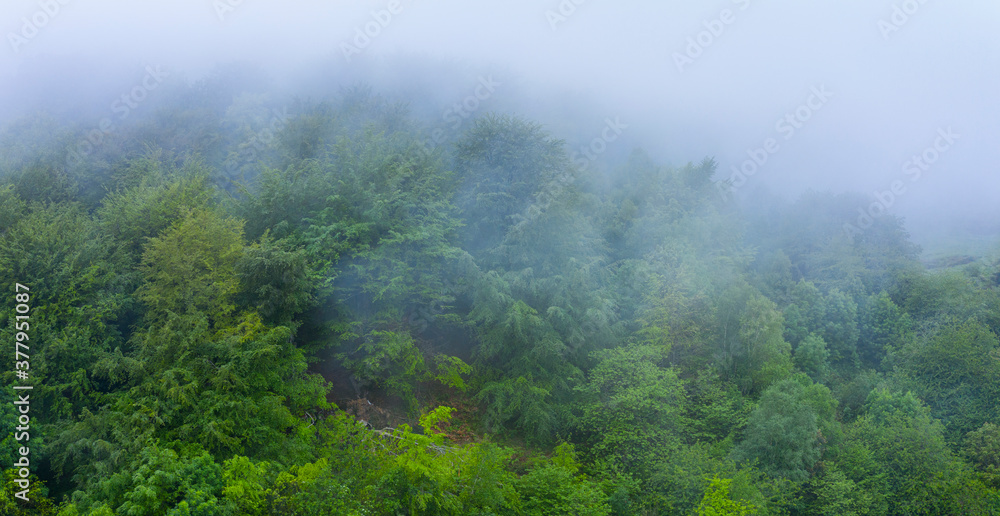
[12,282,33,502]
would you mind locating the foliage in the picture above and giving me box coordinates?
[0,77,997,514]
[137,207,244,325]
[573,344,686,479]
[695,475,756,516]
[732,375,837,482]
[794,333,831,382]
[515,443,611,516]
[895,319,1000,441]
[858,291,913,369]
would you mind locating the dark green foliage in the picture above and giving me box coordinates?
[794,333,831,381]
[234,234,314,326]
[0,201,128,424]
[97,158,214,259]
[573,344,686,479]
[514,443,611,516]
[965,422,1000,488]
[732,375,837,481]
[683,370,752,447]
[844,388,994,514]
[783,281,859,365]
[12,164,77,205]
[858,291,912,369]
[894,319,1000,441]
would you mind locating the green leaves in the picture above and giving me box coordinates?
[431,354,472,392]
[0,200,127,421]
[137,208,245,325]
[801,465,877,516]
[340,329,426,409]
[783,281,859,365]
[573,345,686,477]
[732,375,837,482]
[515,444,612,516]
[894,319,1000,440]
[845,387,990,514]
[235,234,314,326]
[694,476,756,516]
[476,376,557,442]
[714,286,793,394]
[964,423,1000,487]
[858,291,912,369]
[97,166,213,258]
[794,333,831,381]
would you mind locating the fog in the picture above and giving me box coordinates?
[2,0,998,253]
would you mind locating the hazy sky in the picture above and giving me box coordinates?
[2,0,998,245]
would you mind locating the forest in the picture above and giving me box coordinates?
[2,65,1000,515]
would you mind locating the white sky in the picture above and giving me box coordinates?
[2,0,999,242]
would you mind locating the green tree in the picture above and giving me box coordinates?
[794,333,831,382]
[683,370,752,447]
[801,464,876,516]
[783,280,824,346]
[965,422,1000,488]
[819,288,860,364]
[858,291,912,369]
[573,344,686,479]
[716,288,793,394]
[453,114,567,257]
[515,443,611,516]
[97,163,213,259]
[234,233,314,326]
[895,319,1000,440]
[732,375,837,481]
[136,208,245,325]
[694,476,756,516]
[783,281,859,365]
[847,387,993,514]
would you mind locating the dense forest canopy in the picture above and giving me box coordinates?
[1,64,1000,515]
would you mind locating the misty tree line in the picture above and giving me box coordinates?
[1,65,1000,515]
